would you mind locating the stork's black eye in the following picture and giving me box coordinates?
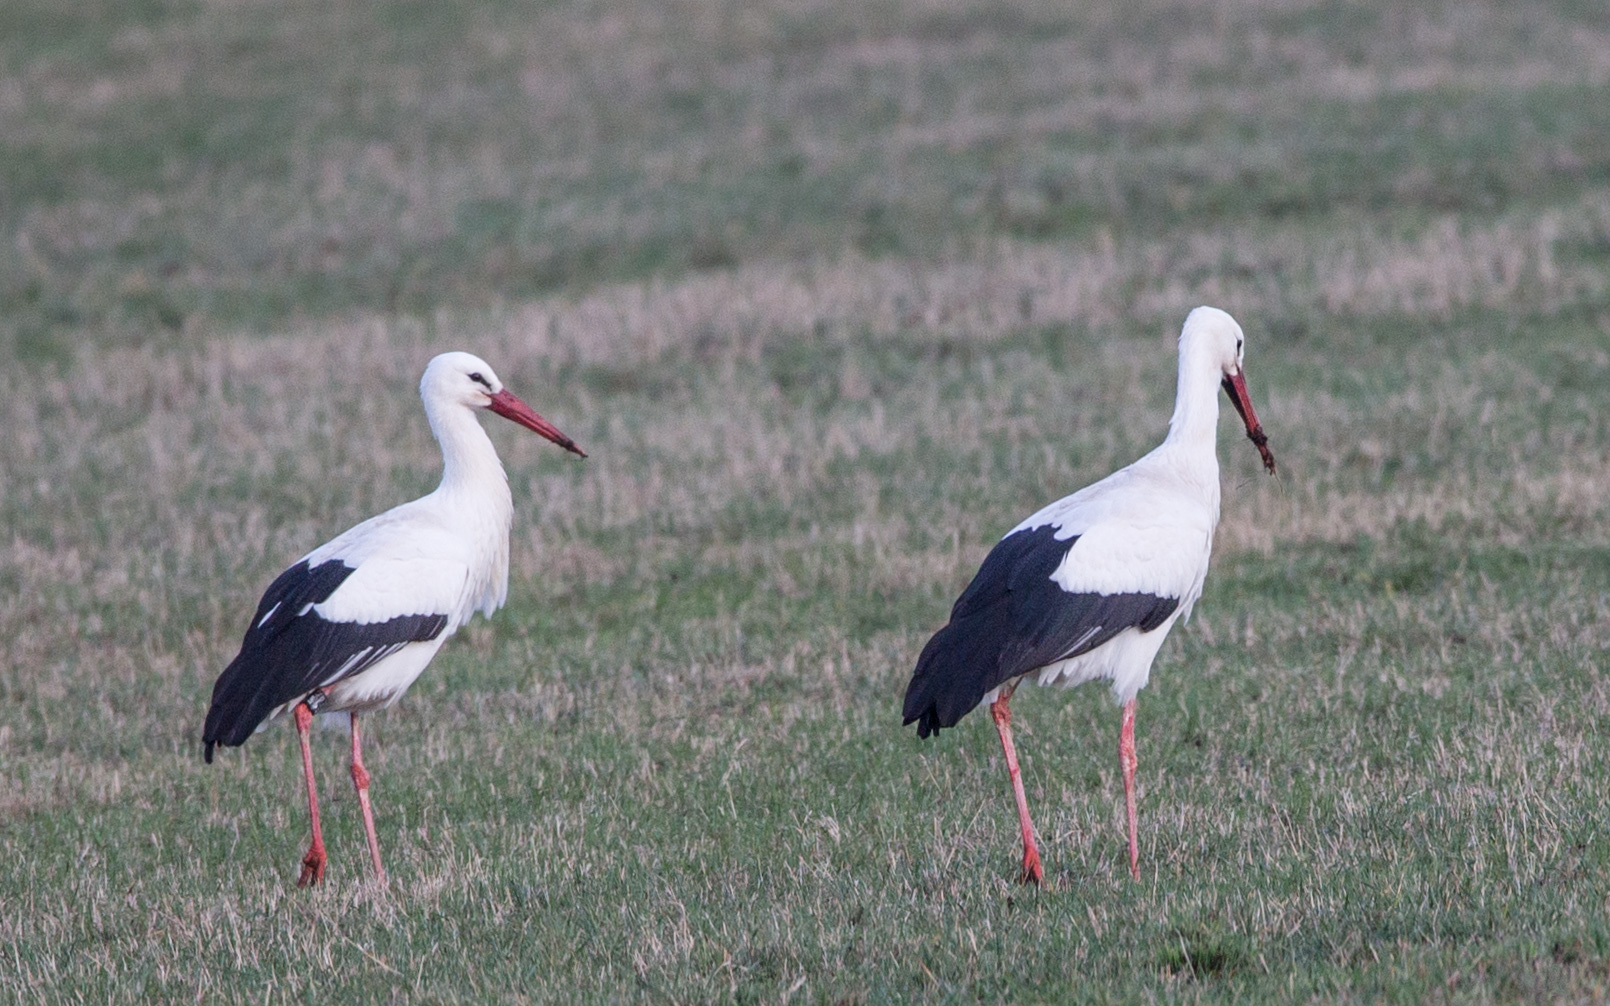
[469,372,492,389]
[1236,338,1243,353]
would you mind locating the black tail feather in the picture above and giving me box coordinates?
[200,558,446,762]
[901,526,1182,740]
[902,616,1006,738]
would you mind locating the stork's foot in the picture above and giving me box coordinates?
[1018,846,1044,886]
[297,844,327,888]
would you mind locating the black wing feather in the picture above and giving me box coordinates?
[902,524,1179,738]
[202,559,448,761]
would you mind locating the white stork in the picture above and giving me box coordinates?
[902,306,1276,885]
[202,351,585,887]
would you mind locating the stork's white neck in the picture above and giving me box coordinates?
[421,400,505,496]
[418,396,515,622]
[1163,335,1226,461]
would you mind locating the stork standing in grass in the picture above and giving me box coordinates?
[902,306,1277,885]
[202,352,586,887]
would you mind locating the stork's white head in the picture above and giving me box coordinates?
[1180,306,1246,377]
[1180,307,1276,474]
[421,352,587,457]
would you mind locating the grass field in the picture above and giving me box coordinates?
[4,0,1610,1000]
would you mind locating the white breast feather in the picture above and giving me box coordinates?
[1011,452,1218,611]
[298,498,496,632]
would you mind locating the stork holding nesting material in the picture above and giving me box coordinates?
[202,352,586,887]
[902,307,1277,885]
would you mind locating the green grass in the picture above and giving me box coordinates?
[5,0,1610,1001]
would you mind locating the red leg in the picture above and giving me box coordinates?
[350,713,387,884]
[989,684,1043,885]
[294,702,327,887]
[1119,697,1140,880]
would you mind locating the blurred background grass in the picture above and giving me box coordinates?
[7,0,1610,364]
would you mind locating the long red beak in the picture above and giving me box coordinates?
[1221,371,1276,474]
[487,389,587,458]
